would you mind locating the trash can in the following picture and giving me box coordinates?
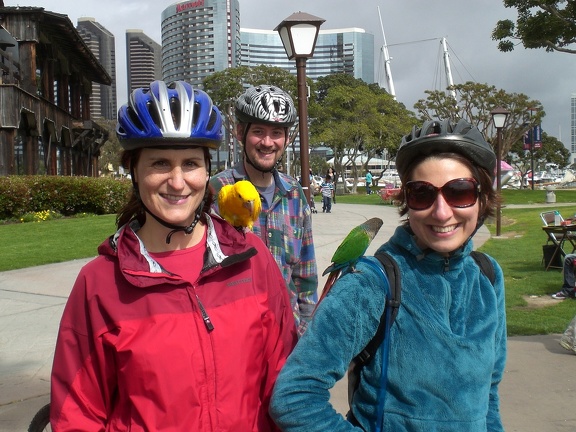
[545,185,556,203]
[542,244,562,269]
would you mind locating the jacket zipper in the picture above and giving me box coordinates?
[196,294,214,331]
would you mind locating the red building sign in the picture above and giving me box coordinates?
[177,0,204,13]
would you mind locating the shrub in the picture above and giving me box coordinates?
[0,176,131,220]
[19,209,62,223]
[0,176,30,219]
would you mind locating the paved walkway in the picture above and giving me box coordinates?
[0,203,575,431]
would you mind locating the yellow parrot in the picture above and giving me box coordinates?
[217,180,262,231]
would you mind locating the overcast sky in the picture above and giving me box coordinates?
[7,0,575,149]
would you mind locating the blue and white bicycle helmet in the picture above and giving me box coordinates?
[235,85,297,127]
[117,80,222,150]
[396,118,496,181]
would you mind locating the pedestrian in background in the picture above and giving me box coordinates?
[365,170,373,195]
[320,174,334,213]
[551,253,576,299]
[327,167,338,203]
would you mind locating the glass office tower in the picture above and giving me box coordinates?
[126,30,162,97]
[161,0,241,87]
[240,27,374,83]
[77,18,117,120]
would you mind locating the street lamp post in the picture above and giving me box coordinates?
[490,106,510,237]
[526,107,539,191]
[275,12,325,204]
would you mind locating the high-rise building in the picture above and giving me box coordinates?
[161,0,241,87]
[76,18,117,120]
[126,29,162,97]
[240,28,375,83]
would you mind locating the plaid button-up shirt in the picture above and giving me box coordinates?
[210,164,318,336]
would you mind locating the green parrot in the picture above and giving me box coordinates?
[318,217,384,304]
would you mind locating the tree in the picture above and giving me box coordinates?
[309,154,330,179]
[538,133,571,168]
[492,1,576,54]
[314,73,367,103]
[310,79,416,193]
[96,119,122,176]
[413,81,545,162]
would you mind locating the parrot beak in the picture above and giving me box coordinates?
[243,200,254,213]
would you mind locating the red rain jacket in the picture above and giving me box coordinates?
[50,215,297,431]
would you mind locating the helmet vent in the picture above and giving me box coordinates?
[423,121,441,137]
[192,101,201,129]
[170,97,181,130]
[127,106,144,131]
[147,100,162,130]
[207,109,218,132]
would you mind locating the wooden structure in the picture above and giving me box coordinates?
[0,7,112,176]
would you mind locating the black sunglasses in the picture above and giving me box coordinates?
[405,178,480,211]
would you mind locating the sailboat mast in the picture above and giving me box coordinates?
[378,6,396,99]
[441,37,457,101]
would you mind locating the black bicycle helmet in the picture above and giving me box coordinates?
[396,118,496,181]
[117,80,222,150]
[235,85,297,127]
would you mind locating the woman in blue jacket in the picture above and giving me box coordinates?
[270,119,506,432]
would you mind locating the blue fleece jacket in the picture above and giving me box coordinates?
[270,225,506,432]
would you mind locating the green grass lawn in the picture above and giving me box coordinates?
[0,214,117,271]
[2,189,576,336]
[480,207,576,335]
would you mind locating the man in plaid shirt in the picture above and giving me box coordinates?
[210,85,318,336]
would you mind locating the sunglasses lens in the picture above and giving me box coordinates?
[406,178,478,210]
[442,179,478,208]
[406,182,437,210]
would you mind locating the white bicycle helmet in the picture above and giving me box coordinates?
[235,85,297,127]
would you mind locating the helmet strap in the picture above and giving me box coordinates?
[139,192,207,244]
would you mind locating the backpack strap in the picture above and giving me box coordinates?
[347,253,399,430]
[470,250,496,285]
[353,252,401,365]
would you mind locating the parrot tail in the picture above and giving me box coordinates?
[315,270,342,312]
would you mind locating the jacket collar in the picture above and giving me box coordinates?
[393,225,471,264]
[100,214,257,288]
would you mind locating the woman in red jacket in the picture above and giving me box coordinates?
[50,80,297,431]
